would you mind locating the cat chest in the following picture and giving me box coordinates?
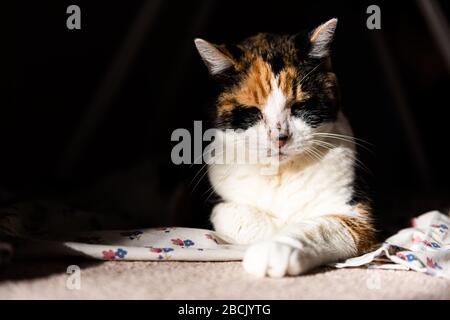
[222,173,344,216]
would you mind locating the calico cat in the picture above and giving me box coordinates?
[194,19,375,277]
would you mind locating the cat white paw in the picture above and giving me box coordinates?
[243,240,307,277]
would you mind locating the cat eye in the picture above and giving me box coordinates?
[290,101,308,115]
[231,106,262,129]
[215,105,262,130]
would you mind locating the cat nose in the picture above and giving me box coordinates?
[277,133,289,147]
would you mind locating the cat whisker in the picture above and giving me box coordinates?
[303,145,323,162]
[312,132,372,146]
[190,150,227,191]
[203,165,235,203]
[311,139,372,175]
[299,61,325,86]
[190,164,210,193]
[312,133,373,153]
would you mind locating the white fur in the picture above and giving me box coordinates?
[208,73,361,277]
[264,79,289,130]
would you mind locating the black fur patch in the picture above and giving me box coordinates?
[215,106,262,130]
[266,54,284,76]
[290,94,338,127]
[292,31,312,60]
[225,44,244,61]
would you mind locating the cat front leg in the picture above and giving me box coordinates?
[211,202,278,245]
[243,213,375,277]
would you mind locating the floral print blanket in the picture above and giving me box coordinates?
[43,227,246,261]
[0,203,246,263]
[0,203,449,279]
[335,210,450,279]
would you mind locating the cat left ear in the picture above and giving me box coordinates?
[194,38,235,75]
[309,18,338,59]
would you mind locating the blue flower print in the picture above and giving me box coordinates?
[406,254,416,262]
[115,248,128,258]
[431,242,440,248]
[183,239,195,247]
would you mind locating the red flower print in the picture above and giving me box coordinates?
[396,252,406,260]
[171,238,184,246]
[426,257,442,269]
[150,247,163,253]
[102,250,116,260]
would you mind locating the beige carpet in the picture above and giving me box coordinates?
[1,259,449,299]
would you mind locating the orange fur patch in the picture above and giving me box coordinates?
[217,57,271,114]
[327,211,375,254]
[217,59,305,116]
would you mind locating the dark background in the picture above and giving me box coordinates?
[8,0,450,237]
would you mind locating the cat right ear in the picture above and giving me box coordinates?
[309,18,338,59]
[194,39,234,75]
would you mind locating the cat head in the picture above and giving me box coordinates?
[195,19,341,164]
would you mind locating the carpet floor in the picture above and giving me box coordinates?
[1,259,449,299]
